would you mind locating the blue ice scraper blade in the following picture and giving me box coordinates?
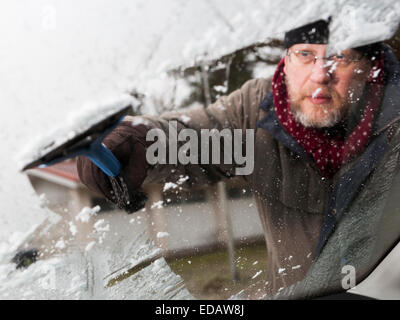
[22,105,148,214]
[37,115,125,177]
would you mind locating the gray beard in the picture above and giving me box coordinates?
[290,103,346,128]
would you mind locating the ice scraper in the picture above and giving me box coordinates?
[21,104,147,213]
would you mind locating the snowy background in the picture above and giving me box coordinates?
[0,0,399,299]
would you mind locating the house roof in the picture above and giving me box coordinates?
[37,160,80,182]
[27,159,82,189]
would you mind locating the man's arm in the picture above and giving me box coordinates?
[77,78,270,203]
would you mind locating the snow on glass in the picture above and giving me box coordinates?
[17,94,140,170]
[1,0,400,300]
[0,205,193,299]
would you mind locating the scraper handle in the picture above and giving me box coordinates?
[87,142,122,177]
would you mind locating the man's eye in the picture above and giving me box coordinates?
[299,51,312,57]
[295,51,314,63]
[330,54,352,65]
[334,55,345,60]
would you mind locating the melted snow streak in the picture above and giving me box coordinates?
[106,258,192,300]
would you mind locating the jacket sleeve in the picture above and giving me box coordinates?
[127,78,271,189]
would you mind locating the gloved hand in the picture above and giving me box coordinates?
[77,122,150,208]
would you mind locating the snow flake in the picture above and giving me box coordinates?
[312,88,322,99]
[213,85,228,94]
[93,219,110,233]
[85,241,96,252]
[69,222,78,236]
[156,232,170,239]
[151,201,164,209]
[373,68,381,78]
[75,206,100,223]
[177,175,189,185]
[163,182,178,192]
[179,115,191,124]
[131,117,150,127]
[55,239,66,249]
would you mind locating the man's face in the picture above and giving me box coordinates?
[284,44,372,128]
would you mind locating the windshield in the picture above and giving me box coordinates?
[1,0,400,301]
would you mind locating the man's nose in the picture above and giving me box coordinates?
[309,58,332,84]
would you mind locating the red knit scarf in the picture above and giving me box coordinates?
[272,55,385,178]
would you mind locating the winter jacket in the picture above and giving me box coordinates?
[78,44,400,298]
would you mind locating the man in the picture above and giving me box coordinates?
[77,19,400,298]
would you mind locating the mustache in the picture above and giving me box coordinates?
[290,87,342,103]
[305,87,335,98]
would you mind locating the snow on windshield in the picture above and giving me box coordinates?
[0,0,398,300]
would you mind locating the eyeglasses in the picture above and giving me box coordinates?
[287,50,364,68]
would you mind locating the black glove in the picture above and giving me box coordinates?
[77,122,150,213]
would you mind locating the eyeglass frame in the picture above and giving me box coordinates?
[286,49,365,67]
